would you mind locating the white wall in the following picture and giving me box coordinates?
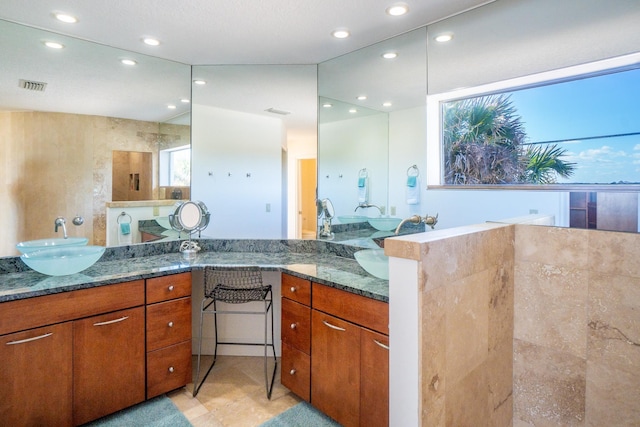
[318,113,388,219]
[191,105,286,239]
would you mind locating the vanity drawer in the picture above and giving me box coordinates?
[281,342,310,402]
[282,274,311,306]
[282,298,311,354]
[312,283,389,335]
[146,297,191,351]
[146,272,192,304]
[146,340,192,399]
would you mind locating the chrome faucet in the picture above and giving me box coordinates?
[54,217,68,239]
[354,203,383,215]
[395,214,438,235]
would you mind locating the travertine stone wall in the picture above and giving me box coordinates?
[514,225,640,426]
[417,223,515,427]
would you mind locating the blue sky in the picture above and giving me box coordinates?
[508,67,640,184]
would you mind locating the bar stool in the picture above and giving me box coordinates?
[193,267,277,399]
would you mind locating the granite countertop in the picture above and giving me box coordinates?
[0,238,390,304]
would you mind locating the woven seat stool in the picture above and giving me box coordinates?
[193,267,277,399]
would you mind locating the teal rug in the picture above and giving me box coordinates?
[260,402,341,426]
[82,395,191,427]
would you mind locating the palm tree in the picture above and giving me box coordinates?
[443,93,575,184]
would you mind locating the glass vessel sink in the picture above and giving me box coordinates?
[367,217,402,231]
[16,237,89,254]
[20,246,105,276]
[337,215,368,224]
[354,248,389,280]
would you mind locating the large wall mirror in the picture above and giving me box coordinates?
[0,19,191,256]
[318,27,428,225]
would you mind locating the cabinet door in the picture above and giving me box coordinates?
[0,323,73,426]
[311,310,360,427]
[360,328,389,427]
[73,306,146,425]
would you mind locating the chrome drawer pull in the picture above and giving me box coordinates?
[374,339,390,350]
[289,369,296,375]
[290,323,297,329]
[168,321,174,328]
[168,285,175,291]
[290,287,296,292]
[6,332,53,345]
[168,366,175,373]
[322,320,346,331]
[93,316,129,326]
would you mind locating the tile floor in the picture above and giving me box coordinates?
[168,355,301,426]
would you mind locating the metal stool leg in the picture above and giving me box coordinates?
[193,299,219,397]
[264,291,277,399]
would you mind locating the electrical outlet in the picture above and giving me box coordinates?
[390,206,396,216]
[153,206,159,216]
[266,203,271,213]
[380,205,386,215]
[529,209,538,214]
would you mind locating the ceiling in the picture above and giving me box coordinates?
[0,0,491,65]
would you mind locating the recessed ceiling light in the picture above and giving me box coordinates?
[332,29,350,39]
[349,108,357,113]
[168,105,177,109]
[322,103,333,108]
[142,37,160,46]
[121,59,137,66]
[386,3,409,16]
[193,80,207,85]
[383,102,392,107]
[357,95,367,101]
[44,41,64,49]
[435,33,454,43]
[181,98,190,103]
[382,52,398,59]
[54,13,78,23]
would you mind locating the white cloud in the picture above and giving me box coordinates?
[578,145,627,161]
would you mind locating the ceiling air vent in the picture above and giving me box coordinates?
[19,79,47,92]
[264,107,291,115]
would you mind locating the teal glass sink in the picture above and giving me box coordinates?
[354,248,389,280]
[337,215,368,224]
[16,237,88,254]
[367,217,402,231]
[20,246,105,276]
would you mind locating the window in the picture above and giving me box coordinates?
[429,54,640,188]
[159,145,190,186]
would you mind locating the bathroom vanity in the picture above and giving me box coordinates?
[0,239,388,426]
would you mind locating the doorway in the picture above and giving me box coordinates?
[299,158,317,239]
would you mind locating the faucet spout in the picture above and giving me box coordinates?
[394,213,438,235]
[354,203,383,215]
[54,217,68,239]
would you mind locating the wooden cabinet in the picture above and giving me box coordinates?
[0,272,193,425]
[146,272,192,398]
[73,307,146,425]
[0,322,73,426]
[281,274,312,401]
[280,275,390,427]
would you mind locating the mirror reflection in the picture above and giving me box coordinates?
[0,19,192,256]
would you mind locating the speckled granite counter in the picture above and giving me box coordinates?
[0,238,389,303]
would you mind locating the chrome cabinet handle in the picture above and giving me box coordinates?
[168,321,174,328]
[168,366,175,373]
[290,286,296,292]
[322,320,346,331]
[289,369,296,375]
[6,332,53,345]
[168,285,175,291]
[93,316,129,326]
[290,323,297,329]
[374,339,390,350]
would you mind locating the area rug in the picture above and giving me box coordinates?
[82,395,192,427]
[259,401,341,427]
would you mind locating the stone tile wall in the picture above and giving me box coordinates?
[514,225,640,426]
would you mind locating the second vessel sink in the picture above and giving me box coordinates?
[20,245,105,276]
[16,237,89,254]
[367,217,402,231]
[354,248,389,280]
